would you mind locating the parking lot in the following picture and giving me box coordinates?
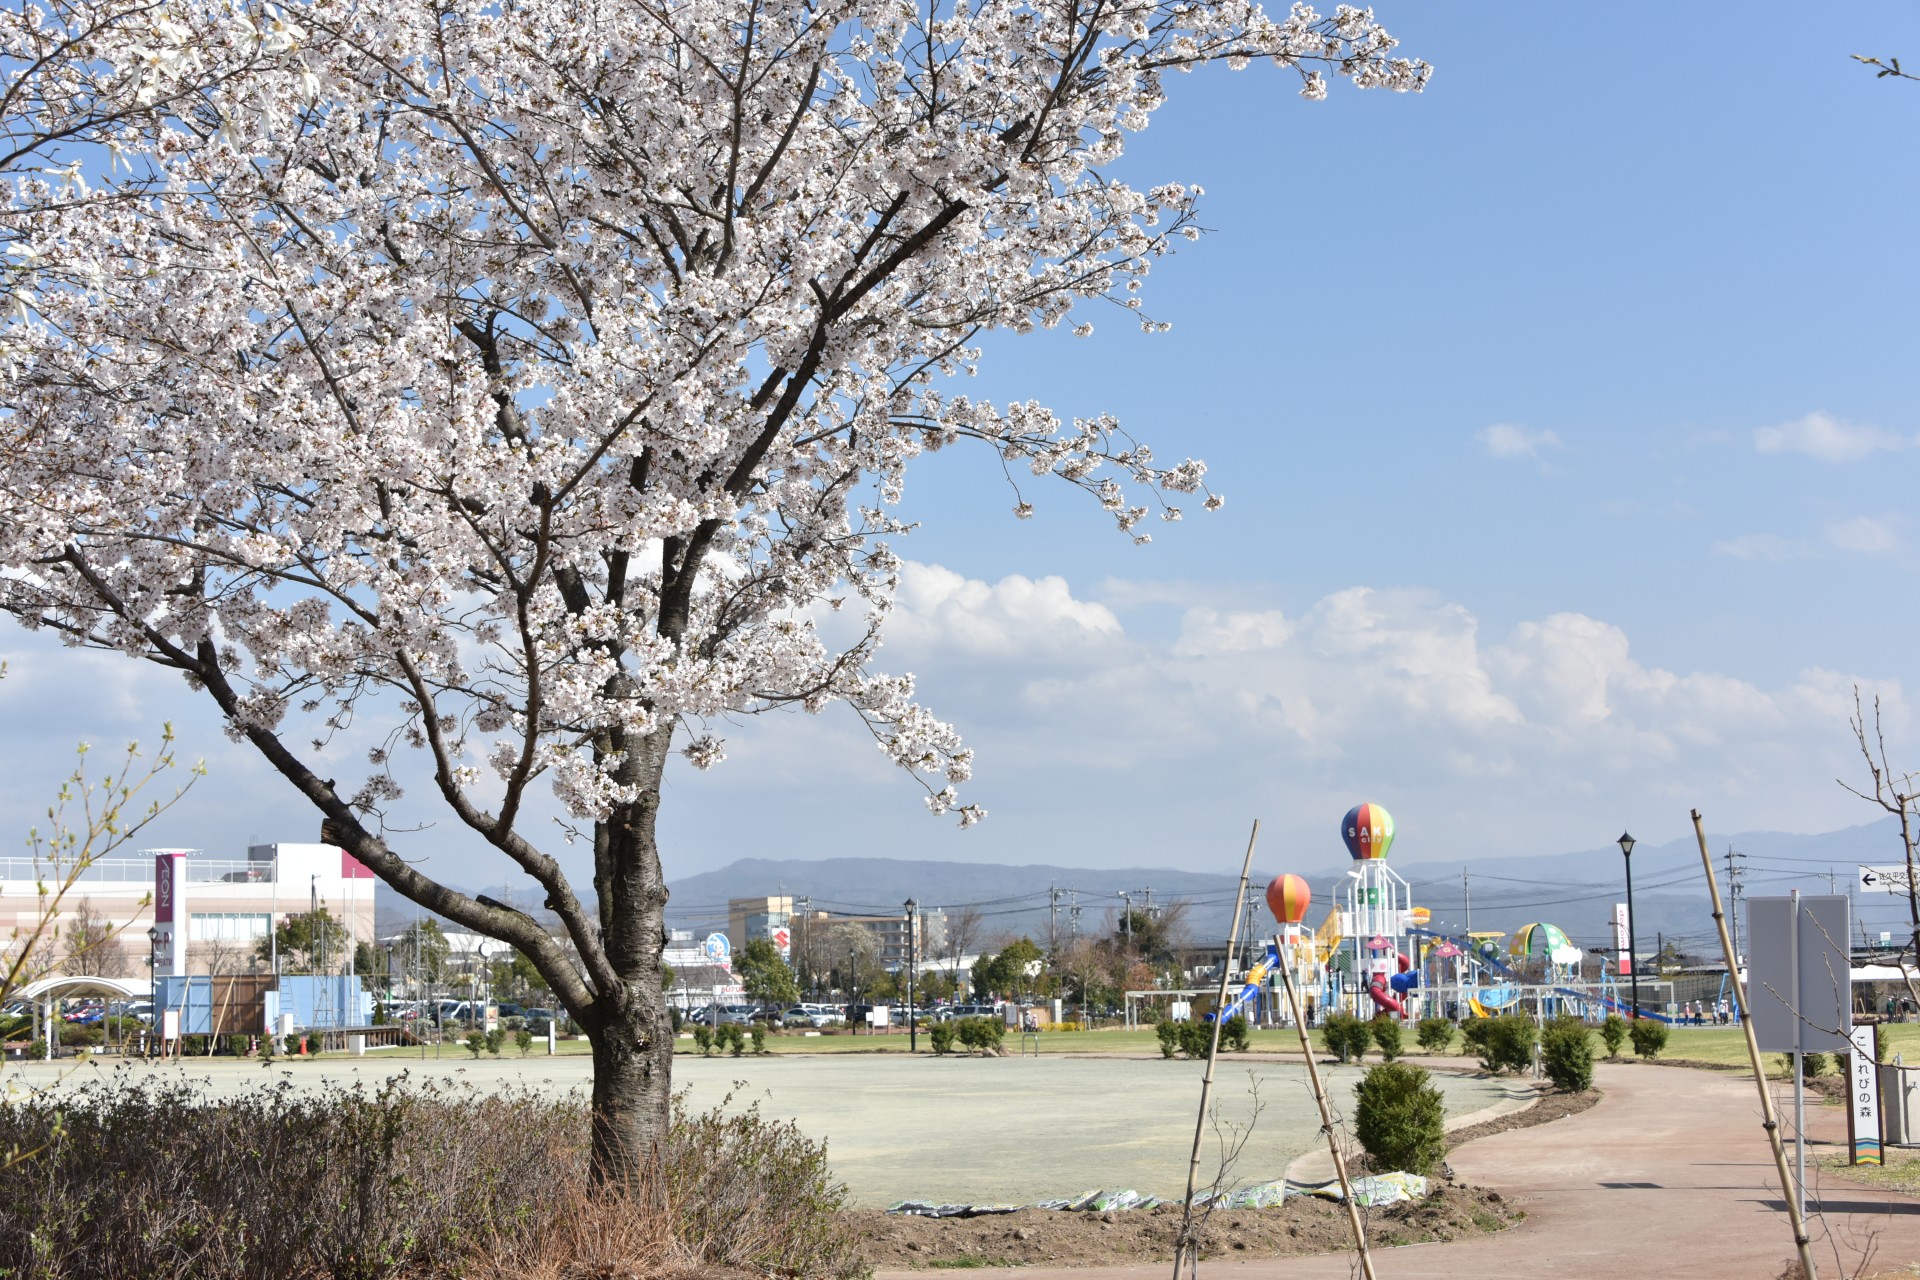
[1,1051,1517,1206]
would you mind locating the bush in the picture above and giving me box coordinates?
[1629,1017,1668,1060]
[750,1025,768,1055]
[1801,1051,1830,1079]
[1599,1012,1627,1058]
[464,1030,486,1058]
[955,1017,1004,1055]
[0,1077,865,1279]
[484,1028,506,1057]
[1156,1020,1180,1059]
[1475,1015,1537,1074]
[1323,1011,1370,1064]
[1369,1017,1403,1062]
[1353,1062,1447,1177]
[721,1024,747,1057]
[1540,1017,1594,1092]
[1414,1019,1455,1054]
[692,1025,715,1056]
[515,1029,534,1057]
[1221,1014,1252,1053]
[929,1022,956,1055]
[1176,1020,1212,1059]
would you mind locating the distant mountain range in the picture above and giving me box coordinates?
[377,817,1920,962]
[659,818,1920,959]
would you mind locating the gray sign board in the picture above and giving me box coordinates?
[1747,895,1851,1054]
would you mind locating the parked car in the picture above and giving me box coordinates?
[715,1005,756,1027]
[782,1005,833,1028]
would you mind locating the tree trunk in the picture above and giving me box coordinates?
[588,997,673,1193]
[587,727,677,1195]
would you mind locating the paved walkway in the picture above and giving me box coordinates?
[878,1061,1920,1279]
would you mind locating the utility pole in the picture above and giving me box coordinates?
[1725,846,1748,962]
[1462,871,1472,935]
[1119,892,1133,942]
[1144,886,1154,920]
[1049,883,1060,954]
[1068,890,1081,940]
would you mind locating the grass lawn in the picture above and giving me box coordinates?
[1822,1146,1920,1196]
[357,1016,1920,1069]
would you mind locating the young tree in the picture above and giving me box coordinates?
[60,897,129,977]
[944,905,985,997]
[0,0,1425,1190]
[0,670,195,1007]
[257,907,341,974]
[734,938,799,1008]
[1844,689,1920,1010]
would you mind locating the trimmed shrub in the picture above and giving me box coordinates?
[464,1030,486,1059]
[1221,1014,1252,1053]
[483,1028,506,1057]
[1369,1017,1403,1062]
[1323,1011,1370,1064]
[721,1024,747,1057]
[1176,1020,1212,1059]
[1353,1062,1447,1177]
[955,1017,1004,1055]
[750,1025,768,1055]
[515,1029,534,1057]
[929,1022,956,1055]
[1800,1051,1830,1079]
[1476,1015,1537,1074]
[693,1025,715,1056]
[1540,1017,1594,1092]
[1156,1020,1180,1059]
[1629,1017,1668,1061]
[1414,1019,1456,1054]
[0,1077,865,1279]
[1599,1012,1627,1059]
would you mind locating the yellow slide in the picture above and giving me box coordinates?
[1313,904,1342,964]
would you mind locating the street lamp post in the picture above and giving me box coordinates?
[146,926,159,1059]
[904,898,918,1053]
[1618,832,1640,1019]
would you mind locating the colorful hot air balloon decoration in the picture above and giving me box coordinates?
[1509,922,1574,961]
[1266,873,1311,925]
[1342,802,1395,861]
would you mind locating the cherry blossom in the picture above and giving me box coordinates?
[0,0,1425,1185]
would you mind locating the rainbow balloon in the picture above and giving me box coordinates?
[1266,873,1311,924]
[1342,802,1395,861]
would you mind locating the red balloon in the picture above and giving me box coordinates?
[1266,873,1311,925]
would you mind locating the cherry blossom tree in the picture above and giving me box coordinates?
[0,0,1426,1189]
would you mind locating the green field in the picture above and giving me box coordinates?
[320,1016,1920,1069]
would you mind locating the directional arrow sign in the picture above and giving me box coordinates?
[1859,864,1917,895]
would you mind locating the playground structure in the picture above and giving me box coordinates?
[1223,802,1685,1027]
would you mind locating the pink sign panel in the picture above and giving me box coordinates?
[340,849,375,880]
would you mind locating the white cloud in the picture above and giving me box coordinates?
[1476,424,1563,460]
[1712,533,1809,562]
[1753,411,1914,462]
[1827,514,1903,555]
[851,564,1910,861]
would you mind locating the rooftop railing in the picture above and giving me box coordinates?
[0,857,276,884]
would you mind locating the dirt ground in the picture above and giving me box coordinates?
[1439,1086,1600,1153]
[851,1087,1597,1270]
[848,1181,1522,1270]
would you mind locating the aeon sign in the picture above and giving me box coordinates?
[152,850,190,978]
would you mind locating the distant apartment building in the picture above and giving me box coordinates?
[0,843,379,979]
[791,907,947,970]
[728,895,794,956]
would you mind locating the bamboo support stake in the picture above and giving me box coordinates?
[1277,944,1376,1280]
[1692,807,1817,1280]
[1172,819,1260,1280]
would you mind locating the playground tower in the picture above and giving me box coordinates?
[1341,802,1415,1018]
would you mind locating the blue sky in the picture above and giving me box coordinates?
[5,3,1920,892]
